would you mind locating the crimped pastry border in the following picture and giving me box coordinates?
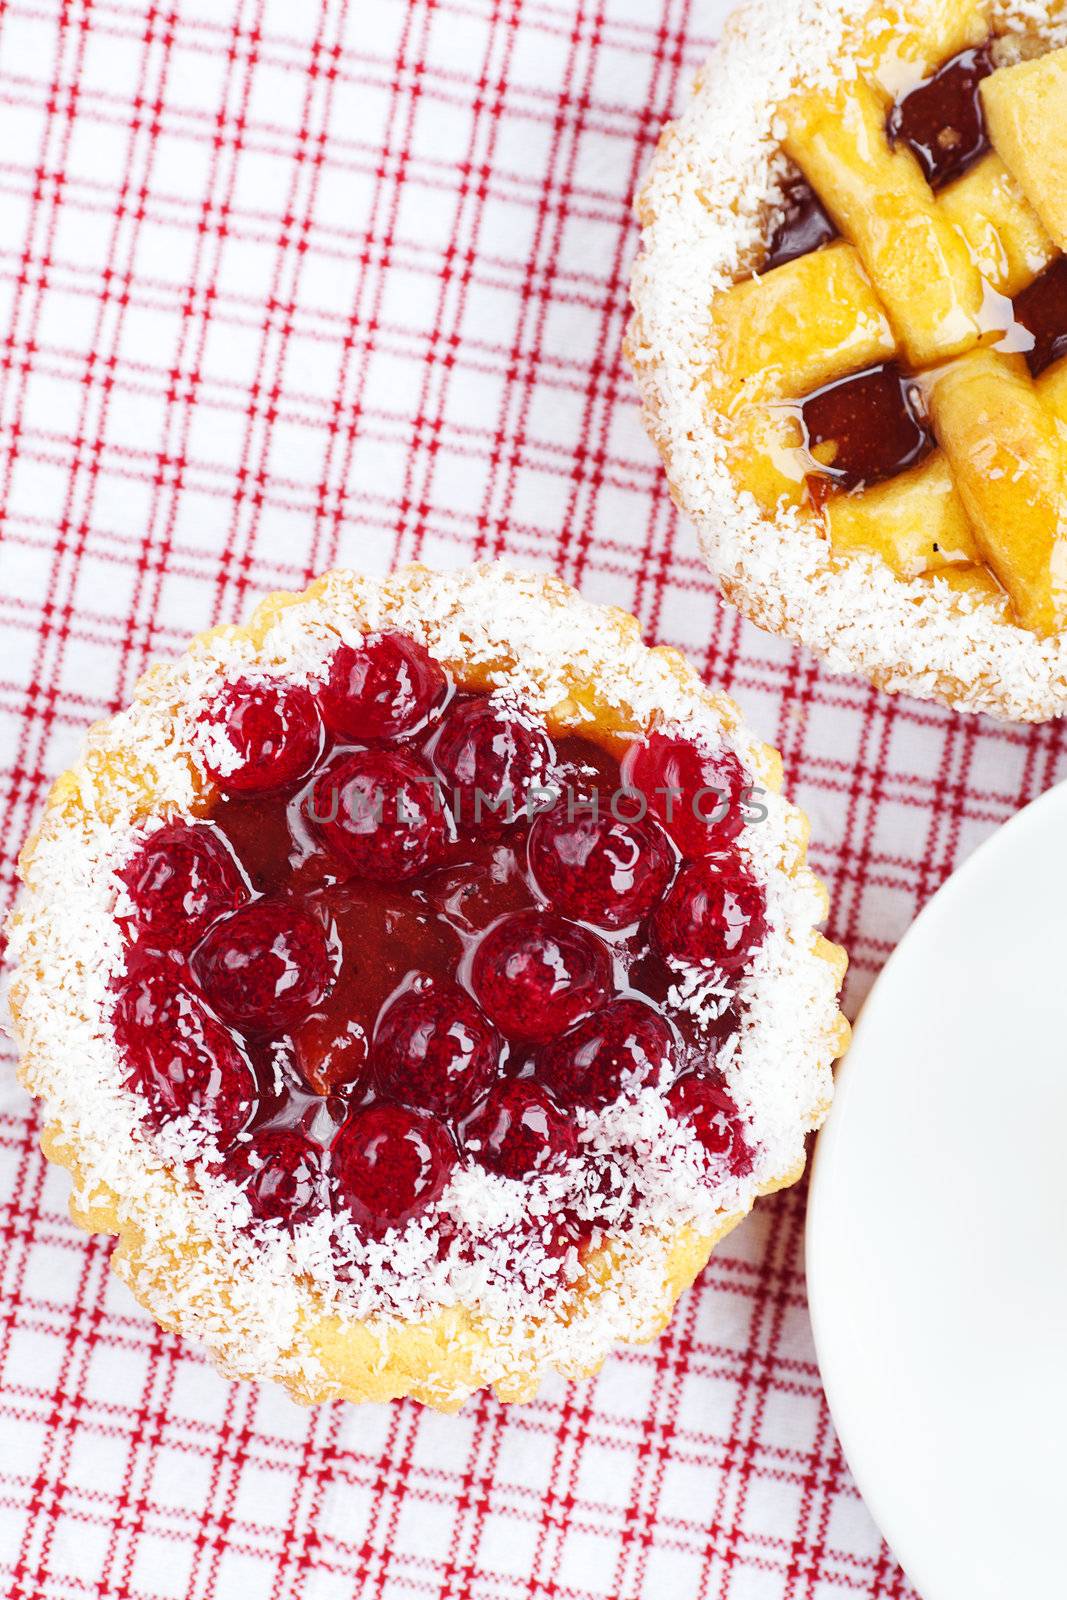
[8,564,848,1409]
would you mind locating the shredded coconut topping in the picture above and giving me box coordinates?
[6,564,842,1401]
[629,0,1067,722]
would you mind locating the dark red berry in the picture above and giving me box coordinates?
[221,1129,326,1225]
[310,748,451,882]
[191,899,336,1033]
[200,679,322,794]
[623,733,748,857]
[119,821,248,954]
[652,857,767,972]
[332,1103,456,1234]
[373,977,501,1115]
[293,1014,372,1096]
[114,973,257,1142]
[470,910,612,1044]
[528,804,674,929]
[319,631,446,741]
[538,997,675,1108]
[464,1080,576,1178]
[431,697,555,834]
[667,1071,753,1177]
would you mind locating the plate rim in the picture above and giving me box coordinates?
[804,775,1067,1600]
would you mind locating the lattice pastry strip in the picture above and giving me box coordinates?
[927,349,1067,633]
[858,0,993,94]
[708,243,895,408]
[825,357,1067,591]
[709,170,1052,528]
[982,49,1067,248]
[825,455,985,578]
[939,152,1056,296]
[710,149,1058,515]
[782,78,989,366]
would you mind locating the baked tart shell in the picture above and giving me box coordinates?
[629,0,1067,721]
[8,565,848,1409]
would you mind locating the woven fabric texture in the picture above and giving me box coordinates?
[1,1,1059,1596]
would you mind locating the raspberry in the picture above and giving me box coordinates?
[431,698,555,834]
[667,1071,754,1176]
[623,733,748,857]
[538,997,675,1107]
[110,670,772,1261]
[201,679,322,794]
[528,804,674,929]
[221,1128,326,1226]
[373,977,501,1115]
[191,899,336,1033]
[114,972,257,1142]
[470,910,612,1044]
[464,1080,576,1178]
[319,631,446,741]
[652,857,767,972]
[310,748,451,882]
[119,822,248,955]
[332,1103,456,1234]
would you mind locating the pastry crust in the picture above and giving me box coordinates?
[8,564,848,1409]
[628,0,1067,722]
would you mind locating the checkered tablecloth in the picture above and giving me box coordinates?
[0,2,1061,1596]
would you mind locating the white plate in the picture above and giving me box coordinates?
[807,781,1067,1600]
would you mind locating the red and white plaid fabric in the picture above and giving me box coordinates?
[0,2,1059,1595]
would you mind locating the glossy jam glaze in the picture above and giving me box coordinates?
[1014,258,1067,378]
[763,175,838,272]
[887,44,994,189]
[801,363,934,494]
[112,630,766,1245]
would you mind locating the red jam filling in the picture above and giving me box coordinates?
[764,176,838,273]
[800,362,934,495]
[112,630,767,1252]
[1013,257,1067,379]
[887,45,995,190]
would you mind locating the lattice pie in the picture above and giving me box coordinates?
[7,566,847,1408]
[630,0,1067,719]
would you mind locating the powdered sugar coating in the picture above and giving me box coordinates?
[628,0,1067,722]
[7,564,844,1404]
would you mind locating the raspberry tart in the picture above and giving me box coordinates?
[630,0,1067,720]
[7,565,847,1409]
